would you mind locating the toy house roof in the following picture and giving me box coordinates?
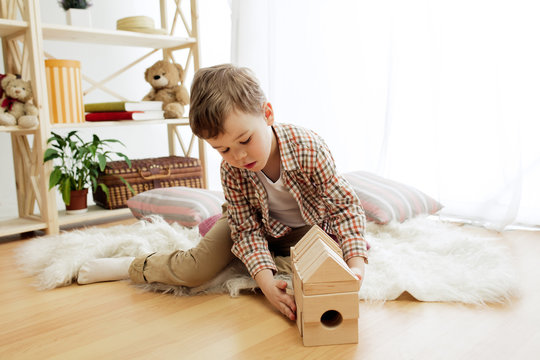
[292,225,342,260]
[292,226,359,295]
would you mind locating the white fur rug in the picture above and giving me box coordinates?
[15,216,518,304]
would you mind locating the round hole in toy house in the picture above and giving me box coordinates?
[320,310,343,328]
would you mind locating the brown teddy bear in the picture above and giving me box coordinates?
[143,60,190,118]
[0,74,39,128]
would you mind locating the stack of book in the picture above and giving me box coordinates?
[84,101,164,122]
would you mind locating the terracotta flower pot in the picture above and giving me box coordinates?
[66,188,88,214]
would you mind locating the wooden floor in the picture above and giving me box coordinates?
[1,219,539,360]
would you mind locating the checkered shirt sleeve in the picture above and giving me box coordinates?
[221,164,278,277]
[307,135,368,262]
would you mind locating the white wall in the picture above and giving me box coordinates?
[0,0,230,219]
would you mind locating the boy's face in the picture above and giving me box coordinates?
[206,103,276,173]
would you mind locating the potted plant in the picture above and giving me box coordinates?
[44,130,133,214]
[59,0,93,27]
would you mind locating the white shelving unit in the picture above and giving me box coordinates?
[0,0,205,237]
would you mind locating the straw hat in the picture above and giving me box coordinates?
[116,16,167,35]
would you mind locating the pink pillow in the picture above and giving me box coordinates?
[127,186,225,227]
[198,213,222,236]
[342,171,443,224]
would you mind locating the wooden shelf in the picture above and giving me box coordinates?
[0,216,47,237]
[57,206,132,226]
[0,207,133,237]
[1,0,204,237]
[0,18,27,37]
[42,23,196,49]
[51,118,189,129]
[0,125,38,134]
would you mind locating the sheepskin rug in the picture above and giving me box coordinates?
[15,216,518,304]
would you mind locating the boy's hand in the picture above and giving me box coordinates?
[346,256,365,285]
[255,269,296,321]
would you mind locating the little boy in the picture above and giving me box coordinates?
[78,64,368,321]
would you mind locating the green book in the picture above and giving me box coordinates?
[84,101,163,113]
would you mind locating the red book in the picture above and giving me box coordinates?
[85,110,165,121]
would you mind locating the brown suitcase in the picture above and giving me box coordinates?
[93,155,203,209]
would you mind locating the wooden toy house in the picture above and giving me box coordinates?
[291,225,360,346]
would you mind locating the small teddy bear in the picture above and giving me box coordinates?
[143,60,190,119]
[0,74,39,128]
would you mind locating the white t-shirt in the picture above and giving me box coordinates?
[256,170,306,228]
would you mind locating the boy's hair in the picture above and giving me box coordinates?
[189,64,267,139]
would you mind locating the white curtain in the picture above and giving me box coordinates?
[230,0,540,230]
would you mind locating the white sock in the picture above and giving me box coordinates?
[77,257,135,285]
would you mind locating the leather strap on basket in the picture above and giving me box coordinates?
[139,165,171,188]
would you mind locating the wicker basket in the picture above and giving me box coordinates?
[93,155,203,209]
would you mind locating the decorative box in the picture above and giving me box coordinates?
[93,155,203,209]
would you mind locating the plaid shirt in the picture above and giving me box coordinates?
[221,123,368,277]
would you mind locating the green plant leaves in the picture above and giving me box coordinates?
[97,153,107,171]
[43,130,132,205]
[119,176,136,196]
[48,168,63,190]
[116,153,132,167]
[43,148,60,162]
[96,183,110,201]
[61,176,72,205]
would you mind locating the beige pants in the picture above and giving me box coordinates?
[128,206,312,287]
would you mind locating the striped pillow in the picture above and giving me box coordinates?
[127,187,225,227]
[342,171,443,224]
